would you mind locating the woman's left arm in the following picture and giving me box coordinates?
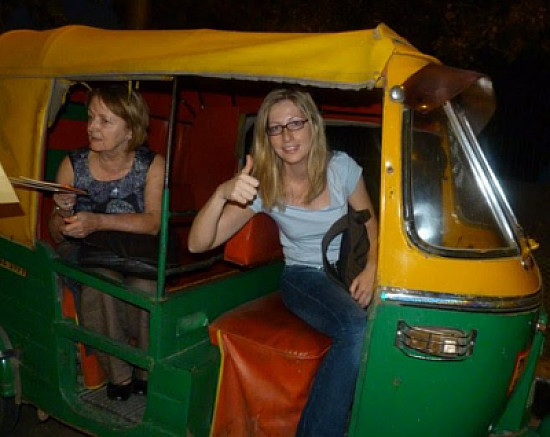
[62,155,166,238]
[347,177,378,307]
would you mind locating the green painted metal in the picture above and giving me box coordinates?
[0,360,15,398]
[53,257,157,309]
[538,416,550,437]
[0,232,284,436]
[62,101,88,120]
[492,312,548,435]
[0,220,544,436]
[0,229,543,436]
[349,300,540,437]
[491,310,548,435]
[156,189,170,295]
[44,149,68,181]
[0,328,16,398]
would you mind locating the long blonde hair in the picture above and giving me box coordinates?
[252,89,329,210]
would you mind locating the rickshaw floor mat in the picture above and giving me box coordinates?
[79,386,146,425]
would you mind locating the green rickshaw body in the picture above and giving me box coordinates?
[0,24,545,436]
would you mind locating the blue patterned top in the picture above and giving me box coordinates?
[70,146,155,214]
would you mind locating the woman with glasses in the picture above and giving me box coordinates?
[188,88,378,437]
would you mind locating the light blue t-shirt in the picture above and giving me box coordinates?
[250,151,362,268]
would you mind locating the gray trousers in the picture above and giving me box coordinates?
[79,268,156,385]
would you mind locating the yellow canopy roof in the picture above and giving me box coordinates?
[0,24,432,246]
[0,23,423,90]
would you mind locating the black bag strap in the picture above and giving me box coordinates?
[321,207,371,287]
[322,213,349,282]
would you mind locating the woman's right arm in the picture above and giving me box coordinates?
[188,155,258,253]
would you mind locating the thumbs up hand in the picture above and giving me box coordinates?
[241,154,254,176]
[219,155,259,205]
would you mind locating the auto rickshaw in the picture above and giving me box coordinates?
[0,23,546,437]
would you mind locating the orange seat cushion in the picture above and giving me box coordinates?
[224,213,283,267]
[209,293,331,436]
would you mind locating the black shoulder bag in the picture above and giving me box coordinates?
[321,206,371,290]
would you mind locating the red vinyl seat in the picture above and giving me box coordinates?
[209,214,331,436]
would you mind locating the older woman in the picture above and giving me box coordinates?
[188,89,378,437]
[49,84,165,401]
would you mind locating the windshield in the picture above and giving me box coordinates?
[403,102,518,258]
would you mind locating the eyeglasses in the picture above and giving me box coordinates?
[266,119,309,136]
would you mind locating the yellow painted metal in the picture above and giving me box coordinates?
[377,54,540,297]
[0,78,51,246]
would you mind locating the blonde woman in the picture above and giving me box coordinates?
[189,89,377,437]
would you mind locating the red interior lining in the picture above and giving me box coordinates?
[42,88,267,286]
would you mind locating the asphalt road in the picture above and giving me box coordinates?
[7,403,87,437]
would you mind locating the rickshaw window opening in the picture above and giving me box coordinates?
[444,102,515,244]
[403,103,519,258]
[450,103,521,242]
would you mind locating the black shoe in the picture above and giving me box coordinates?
[132,378,148,396]
[106,382,132,401]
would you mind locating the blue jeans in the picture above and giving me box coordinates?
[280,265,367,437]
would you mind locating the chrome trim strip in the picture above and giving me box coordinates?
[444,103,516,244]
[380,286,542,313]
